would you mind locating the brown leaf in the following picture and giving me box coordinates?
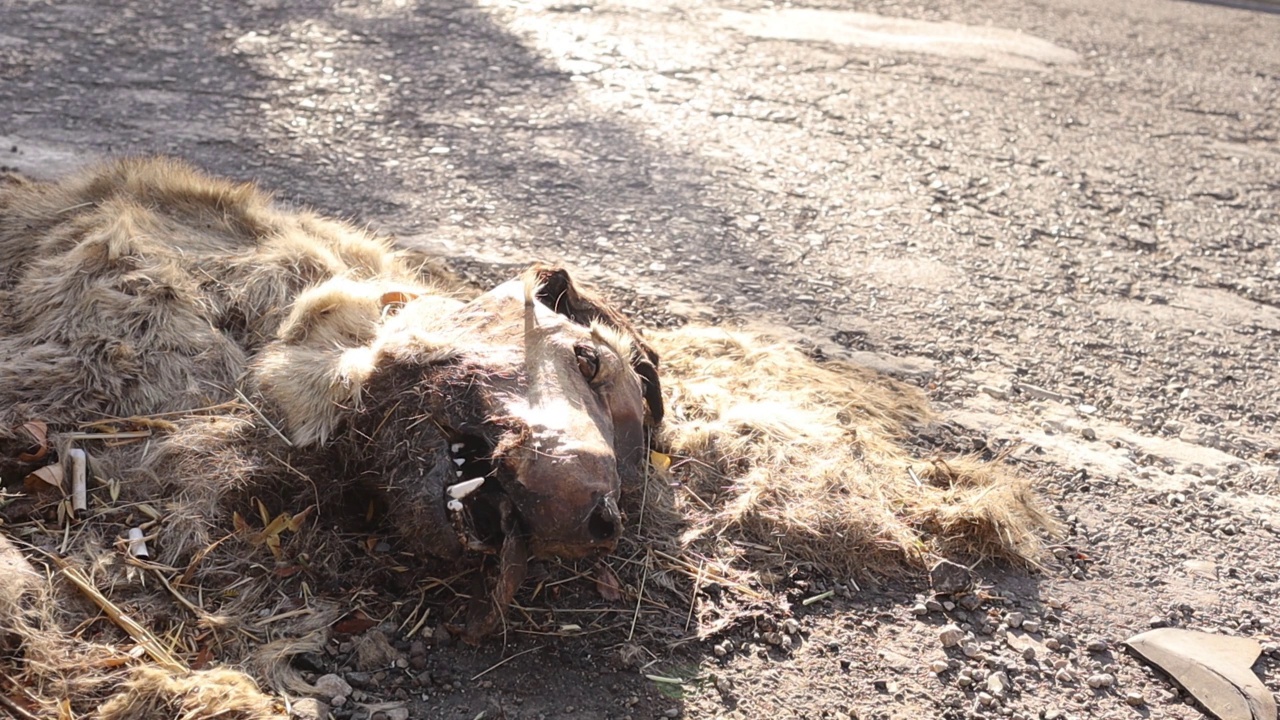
[192,644,213,671]
[649,451,672,472]
[595,563,623,602]
[23,463,64,493]
[17,421,49,462]
[232,511,250,535]
[284,505,315,532]
[333,611,378,635]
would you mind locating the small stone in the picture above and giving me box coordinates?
[926,599,945,613]
[1054,669,1075,683]
[1149,616,1169,628]
[977,691,995,707]
[1021,620,1041,633]
[291,698,328,720]
[763,631,784,646]
[1086,638,1108,653]
[957,594,982,611]
[1005,612,1024,629]
[1124,691,1145,706]
[1086,673,1115,689]
[782,618,801,635]
[664,708,680,718]
[957,675,974,687]
[1045,638,1061,651]
[979,385,1008,400]
[912,603,930,616]
[1081,427,1098,441]
[929,559,973,595]
[313,674,352,703]
[986,671,1011,697]
[929,659,949,674]
[938,624,964,648]
[1078,403,1098,415]
[962,642,982,658]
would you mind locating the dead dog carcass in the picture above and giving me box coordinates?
[0,157,662,640]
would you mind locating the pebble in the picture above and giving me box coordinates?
[1005,612,1024,629]
[1045,638,1061,651]
[929,659,950,674]
[1086,673,1115,689]
[986,672,1011,697]
[912,603,930,616]
[1086,638,1108,653]
[1081,427,1098,441]
[977,691,995,707]
[291,698,328,720]
[1021,620,1041,633]
[313,674,352,703]
[962,642,982,658]
[939,624,964,647]
[980,385,1008,400]
[1125,691,1146,706]
[782,618,801,635]
[1054,669,1075,684]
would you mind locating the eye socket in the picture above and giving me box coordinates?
[575,344,600,382]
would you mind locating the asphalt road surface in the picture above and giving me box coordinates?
[2,0,1278,718]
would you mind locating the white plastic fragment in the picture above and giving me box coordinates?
[127,527,150,558]
[68,448,88,517]
[448,478,484,499]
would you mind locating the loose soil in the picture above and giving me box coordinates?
[1,0,1277,718]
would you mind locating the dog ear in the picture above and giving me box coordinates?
[530,265,664,425]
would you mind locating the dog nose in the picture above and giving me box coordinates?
[587,496,622,543]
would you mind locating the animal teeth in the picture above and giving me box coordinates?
[448,478,484,499]
[447,499,463,512]
[453,458,465,466]
[455,471,463,478]
[451,443,464,453]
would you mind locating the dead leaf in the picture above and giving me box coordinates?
[232,511,250,535]
[192,644,213,670]
[17,421,48,462]
[650,451,672,472]
[333,611,378,635]
[24,463,64,493]
[284,505,315,532]
[1126,628,1277,720]
[595,563,623,601]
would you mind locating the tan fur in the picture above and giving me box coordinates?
[0,157,458,449]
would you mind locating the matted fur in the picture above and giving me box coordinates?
[644,328,1054,573]
[0,158,1054,718]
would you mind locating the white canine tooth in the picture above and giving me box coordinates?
[451,443,464,453]
[453,458,465,466]
[455,471,463,477]
[447,499,463,512]
[448,478,485,499]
